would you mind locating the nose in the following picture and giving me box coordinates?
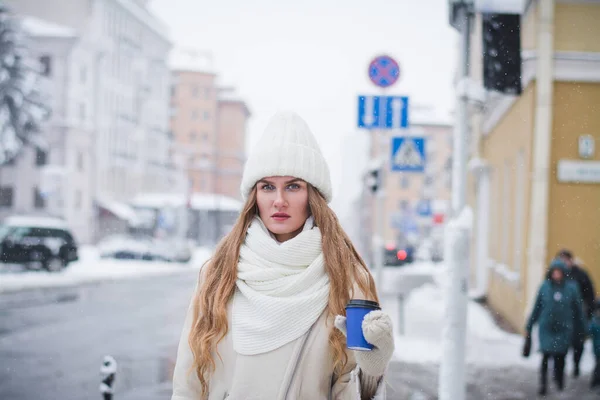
[273,188,287,208]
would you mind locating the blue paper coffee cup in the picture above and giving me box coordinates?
[345,299,381,351]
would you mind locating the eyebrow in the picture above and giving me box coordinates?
[258,178,304,185]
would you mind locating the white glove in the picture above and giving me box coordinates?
[334,310,395,377]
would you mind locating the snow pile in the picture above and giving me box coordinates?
[384,264,535,368]
[0,246,212,293]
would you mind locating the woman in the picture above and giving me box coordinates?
[172,111,395,400]
[525,258,586,396]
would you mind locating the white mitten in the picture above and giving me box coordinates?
[334,310,395,377]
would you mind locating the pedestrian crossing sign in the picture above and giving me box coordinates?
[391,137,426,172]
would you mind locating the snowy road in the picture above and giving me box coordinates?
[0,269,198,400]
[2,262,599,400]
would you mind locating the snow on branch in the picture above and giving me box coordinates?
[0,4,51,165]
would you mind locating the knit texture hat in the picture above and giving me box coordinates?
[240,111,332,202]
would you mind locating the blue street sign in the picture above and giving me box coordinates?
[390,136,426,172]
[415,199,432,217]
[357,95,409,129]
[399,215,419,234]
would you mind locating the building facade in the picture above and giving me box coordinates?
[365,119,453,253]
[169,51,250,200]
[467,0,600,331]
[4,0,173,243]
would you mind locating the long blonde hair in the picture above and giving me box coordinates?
[188,184,379,398]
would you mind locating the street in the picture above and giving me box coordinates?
[0,270,198,400]
[2,267,600,400]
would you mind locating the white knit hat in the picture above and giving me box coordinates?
[241,111,332,203]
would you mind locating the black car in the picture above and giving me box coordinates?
[383,245,415,267]
[0,216,79,272]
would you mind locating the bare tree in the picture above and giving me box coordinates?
[0,4,50,165]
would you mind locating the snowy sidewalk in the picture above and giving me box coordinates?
[380,263,598,399]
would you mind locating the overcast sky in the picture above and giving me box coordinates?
[149,0,459,202]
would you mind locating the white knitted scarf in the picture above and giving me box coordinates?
[232,216,330,355]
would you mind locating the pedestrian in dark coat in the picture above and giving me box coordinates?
[526,258,587,396]
[588,299,600,389]
[557,249,596,377]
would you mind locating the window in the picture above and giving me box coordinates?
[39,55,52,76]
[191,110,198,120]
[202,132,210,142]
[170,85,176,97]
[205,88,211,99]
[80,66,87,84]
[79,103,86,121]
[203,111,210,121]
[35,149,48,167]
[398,200,409,211]
[424,175,434,186]
[0,186,13,207]
[190,131,197,141]
[77,152,84,171]
[400,175,410,189]
[191,85,199,97]
[75,190,82,209]
[34,188,45,209]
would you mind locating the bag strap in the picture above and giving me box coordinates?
[281,320,318,399]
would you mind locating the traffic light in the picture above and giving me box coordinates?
[482,13,522,95]
[366,168,380,194]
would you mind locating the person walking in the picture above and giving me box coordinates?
[171,111,395,400]
[588,299,600,389]
[557,249,596,377]
[525,258,586,396]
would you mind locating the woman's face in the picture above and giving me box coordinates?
[551,268,564,282]
[256,176,309,242]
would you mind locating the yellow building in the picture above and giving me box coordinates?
[468,0,600,331]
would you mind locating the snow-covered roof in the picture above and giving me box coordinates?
[97,199,140,225]
[2,215,69,230]
[130,192,243,212]
[218,87,245,103]
[170,48,216,74]
[20,16,77,38]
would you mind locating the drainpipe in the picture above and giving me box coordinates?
[525,0,554,311]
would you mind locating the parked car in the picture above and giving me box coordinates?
[0,216,79,272]
[383,243,415,267]
[97,234,192,263]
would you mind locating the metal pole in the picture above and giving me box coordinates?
[375,169,385,289]
[438,3,471,400]
[397,294,405,335]
[370,127,385,291]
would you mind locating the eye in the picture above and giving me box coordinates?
[260,183,275,191]
[287,183,301,190]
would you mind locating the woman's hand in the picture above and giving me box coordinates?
[334,310,395,377]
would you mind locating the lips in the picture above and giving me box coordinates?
[272,213,290,221]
